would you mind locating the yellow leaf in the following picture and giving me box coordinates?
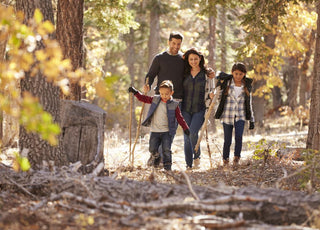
[34,9,43,24]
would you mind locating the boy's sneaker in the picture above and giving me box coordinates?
[147,153,161,167]
[194,158,200,169]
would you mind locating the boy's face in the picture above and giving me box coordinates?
[168,38,182,55]
[159,87,174,102]
[232,70,245,83]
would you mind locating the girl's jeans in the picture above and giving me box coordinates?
[149,132,172,170]
[182,110,205,167]
[222,120,245,160]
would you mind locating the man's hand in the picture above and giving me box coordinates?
[207,68,216,79]
[143,84,150,94]
[128,86,138,95]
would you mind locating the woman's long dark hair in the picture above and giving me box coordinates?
[183,48,208,75]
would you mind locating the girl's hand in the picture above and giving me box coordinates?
[209,92,214,99]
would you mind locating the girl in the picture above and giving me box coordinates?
[215,62,255,167]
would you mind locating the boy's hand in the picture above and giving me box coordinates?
[249,121,255,130]
[184,129,190,136]
[128,86,138,95]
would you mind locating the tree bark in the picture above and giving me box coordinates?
[56,0,84,101]
[208,15,216,70]
[16,0,66,169]
[306,2,320,151]
[219,6,227,72]
[300,29,315,107]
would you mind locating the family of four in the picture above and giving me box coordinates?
[128,32,255,171]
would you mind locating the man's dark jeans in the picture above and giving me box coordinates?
[149,132,172,170]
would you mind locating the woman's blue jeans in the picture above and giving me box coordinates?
[182,110,205,167]
[149,132,172,170]
[222,120,245,160]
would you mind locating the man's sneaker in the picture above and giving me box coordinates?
[186,166,192,171]
[223,159,229,167]
[194,158,200,169]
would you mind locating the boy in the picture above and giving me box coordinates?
[129,80,190,171]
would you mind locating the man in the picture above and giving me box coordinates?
[143,32,185,100]
[143,31,215,167]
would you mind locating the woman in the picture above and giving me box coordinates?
[182,48,214,169]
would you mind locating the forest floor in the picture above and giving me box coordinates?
[1,116,320,229]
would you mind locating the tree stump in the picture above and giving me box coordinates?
[60,100,106,173]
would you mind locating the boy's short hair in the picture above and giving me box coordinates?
[159,80,174,91]
[232,62,247,74]
[169,32,183,41]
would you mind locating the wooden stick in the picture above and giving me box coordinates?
[195,87,220,153]
[205,128,212,168]
[129,92,133,163]
[130,78,149,167]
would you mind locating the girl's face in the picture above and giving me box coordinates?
[232,70,245,84]
[188,53,201,69]
[159,87,173,102]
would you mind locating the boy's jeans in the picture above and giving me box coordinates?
[222,120,245,160]
[149,132,172,170]
[182,110,205,168]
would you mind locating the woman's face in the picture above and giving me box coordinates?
[188,53,201,69]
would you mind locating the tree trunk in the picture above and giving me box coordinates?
[56,0,83,101]
[208,15,216,70]
[254,14,278,127]
[284,57,299,109]
[300,29,315,107]
[0,26,7,143]
[306,2,320,151]
[16,0,66,169]
[147,4,160,67]
[219,6,227,72]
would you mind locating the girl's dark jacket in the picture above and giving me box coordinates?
[214,72,253,120]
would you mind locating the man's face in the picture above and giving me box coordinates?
[168,38,182,55]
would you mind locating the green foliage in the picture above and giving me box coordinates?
[13,152,31,172]
[299,149,320,191]
[0,6,91,145]
[250,138,286,161]
[84,0,139,35]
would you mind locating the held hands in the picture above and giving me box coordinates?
[184,129,190,136]
[128,86,138,95]
[143,84,150,94]
[249,121,255,130]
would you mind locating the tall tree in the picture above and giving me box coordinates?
[56,0,84,101]
[16,0,66,168]
[306,1,320,151]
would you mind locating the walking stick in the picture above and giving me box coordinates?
[130,78,149,167]
[194,87,221,154]
[129,92,133,163]
[205,127,213,168]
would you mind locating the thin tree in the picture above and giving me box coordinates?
[306,1,320,151]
